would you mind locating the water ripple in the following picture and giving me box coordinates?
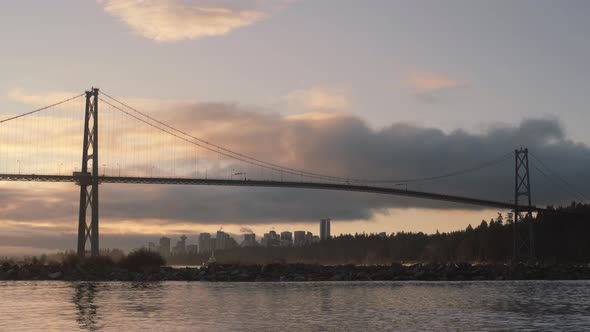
[0,281,588,331]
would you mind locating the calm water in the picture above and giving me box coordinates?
[0,281,589,331]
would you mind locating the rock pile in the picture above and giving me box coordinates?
[2,262,590,282]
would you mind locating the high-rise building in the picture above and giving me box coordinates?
[242,233,257,247]
[159,236,171,257]
[280,231,293,247]
[320,218,331,241]
[198,233,212,253]
[261,233,268,246]
[174,235,187,254]
[305,232,313,245]
[262,230,280,247]
[216,230,230,250]
[294,231,306,247]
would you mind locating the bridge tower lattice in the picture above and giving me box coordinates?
[76,88,100,257]
[513,148,534,260]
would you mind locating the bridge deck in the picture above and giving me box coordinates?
[0,173,545,212]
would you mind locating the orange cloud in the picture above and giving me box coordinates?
[286,111,346,122]
[406,72,468,91]
[287,86,350,111]
[99,0,274,42]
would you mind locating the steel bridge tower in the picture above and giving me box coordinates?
[513,148,534,260]
[76,88,100,257]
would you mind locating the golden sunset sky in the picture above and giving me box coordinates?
[1,0,589,255]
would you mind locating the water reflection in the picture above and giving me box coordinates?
[71,282,167,331]
[0,281,588,331]
[121,282,165,315]
[72,283,101,332]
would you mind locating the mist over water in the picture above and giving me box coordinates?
[0,281,589,331]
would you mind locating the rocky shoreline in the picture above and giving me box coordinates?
[2,262,590,282]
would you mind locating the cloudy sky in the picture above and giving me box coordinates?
[1,0,590,255]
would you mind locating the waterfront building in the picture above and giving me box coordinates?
[159,236,171,257]
[198,233,212,253]
[305,232,314,245]
[294,231,306,247]
[320,218,331,241]
[216,230,230,250]
[261,233,268,246]
[280,231,293,247]
[262,230,280,247]
[173,235,187,254]
[242,233,257,247]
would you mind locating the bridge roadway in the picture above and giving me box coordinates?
[0,173,546,212]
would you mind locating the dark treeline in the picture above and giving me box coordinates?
[168,203,590,265]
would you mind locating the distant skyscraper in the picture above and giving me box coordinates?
[305,232,313,245]
[280,231,293,247]
[198,233,212,253]
[216,230,229,250]
[294,231,306,247]
[320,218,331,241]
[174,235,187,254]
[159,236,171,257]
[262,230,280,247]
[242,233,257,247]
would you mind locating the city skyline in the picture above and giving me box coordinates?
[145,218,333,257]
[1,2,588,331]
[2,1,590,256]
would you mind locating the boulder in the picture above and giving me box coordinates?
[18,268,32,280]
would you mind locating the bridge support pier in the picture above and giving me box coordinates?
[76,88,99,258]
[513,148,534,260]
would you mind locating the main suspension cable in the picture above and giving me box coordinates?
[529,152,589,202]
[100,91,346,182]
[99,91,516,186]
[0,93,85,124]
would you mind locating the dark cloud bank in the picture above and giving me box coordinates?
[2,103,589,227]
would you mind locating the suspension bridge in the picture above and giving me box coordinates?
[0,88,583,259]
